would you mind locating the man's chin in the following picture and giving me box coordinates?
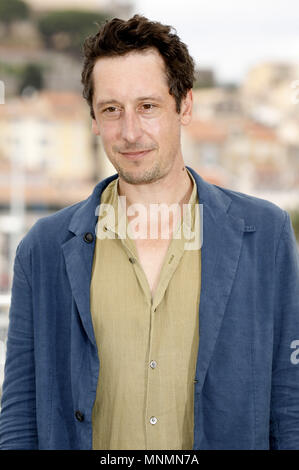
[118,165,163,185]
[119,172,157,185]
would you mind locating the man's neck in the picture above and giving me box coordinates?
[117,165,193,210]
[117,164,194,241]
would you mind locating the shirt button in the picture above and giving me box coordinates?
[150,416,158,425]
[150,360,157,369]
[129,257,136,264]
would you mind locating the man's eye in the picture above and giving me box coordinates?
[142,103,155,111]
[104,107,118,113]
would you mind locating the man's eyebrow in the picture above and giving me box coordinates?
[95,100,120,109]
[95,96,163,109]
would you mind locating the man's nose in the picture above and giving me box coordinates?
[120,110,143,143]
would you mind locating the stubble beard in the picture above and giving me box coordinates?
[115,159,165,185]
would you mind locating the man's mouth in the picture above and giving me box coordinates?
[120,149,153,159]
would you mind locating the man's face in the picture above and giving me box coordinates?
[91,48,192,185]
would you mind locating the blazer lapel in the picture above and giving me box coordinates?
[62,174,118,348]
[62,235,97,347]
[187,167,246,396]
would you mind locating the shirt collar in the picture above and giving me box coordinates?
[100,167,198,238]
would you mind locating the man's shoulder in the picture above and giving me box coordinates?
[16,198,89,258]
[38,198,87,229]
[213,183,288,238]
[15,174,119,257]
[217,184,285,216]
[189,167,286,228]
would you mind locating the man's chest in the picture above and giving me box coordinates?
[134,238,173,295]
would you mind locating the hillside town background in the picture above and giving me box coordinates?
[0,0,299,389]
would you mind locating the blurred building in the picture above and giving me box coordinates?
[183,115,289,190]
[0,47,84,96]
[25,0,133,16]
[241,62,299,127]
[0,89,116,291]
[183,63,299,209]
[25,0,107,12]
[192,87,243,121]
[0,90,116,207]
[182,117,231,187]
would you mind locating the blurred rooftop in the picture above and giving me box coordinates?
[0,90,88,120]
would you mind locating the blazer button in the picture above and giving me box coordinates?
[75,410,84,422]
[83,232,94,243]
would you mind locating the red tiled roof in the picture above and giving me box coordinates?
[185,117,278,144]
[0,91,87,121]
[243,120,277,141]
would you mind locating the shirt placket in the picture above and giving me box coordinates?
[102,176,198,450]
[144,233,185,449]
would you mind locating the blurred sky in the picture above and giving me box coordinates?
[130,0,299,84]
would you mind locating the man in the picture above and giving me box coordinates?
[0,15,299,450]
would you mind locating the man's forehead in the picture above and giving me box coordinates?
[92,48,167,79]
[92,49,169,103]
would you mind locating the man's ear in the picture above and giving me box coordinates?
[92,118,100,136]
[180,89,193,126]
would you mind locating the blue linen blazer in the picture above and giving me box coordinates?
[0,166,299,450]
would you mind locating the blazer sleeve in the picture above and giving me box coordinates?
[270,211,299,449]
[0,243,38,449]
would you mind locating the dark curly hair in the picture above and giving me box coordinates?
[81,14,196,119]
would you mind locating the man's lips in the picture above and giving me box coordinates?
[119,149,153,159]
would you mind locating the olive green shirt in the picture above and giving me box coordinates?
[90,168,201,450]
